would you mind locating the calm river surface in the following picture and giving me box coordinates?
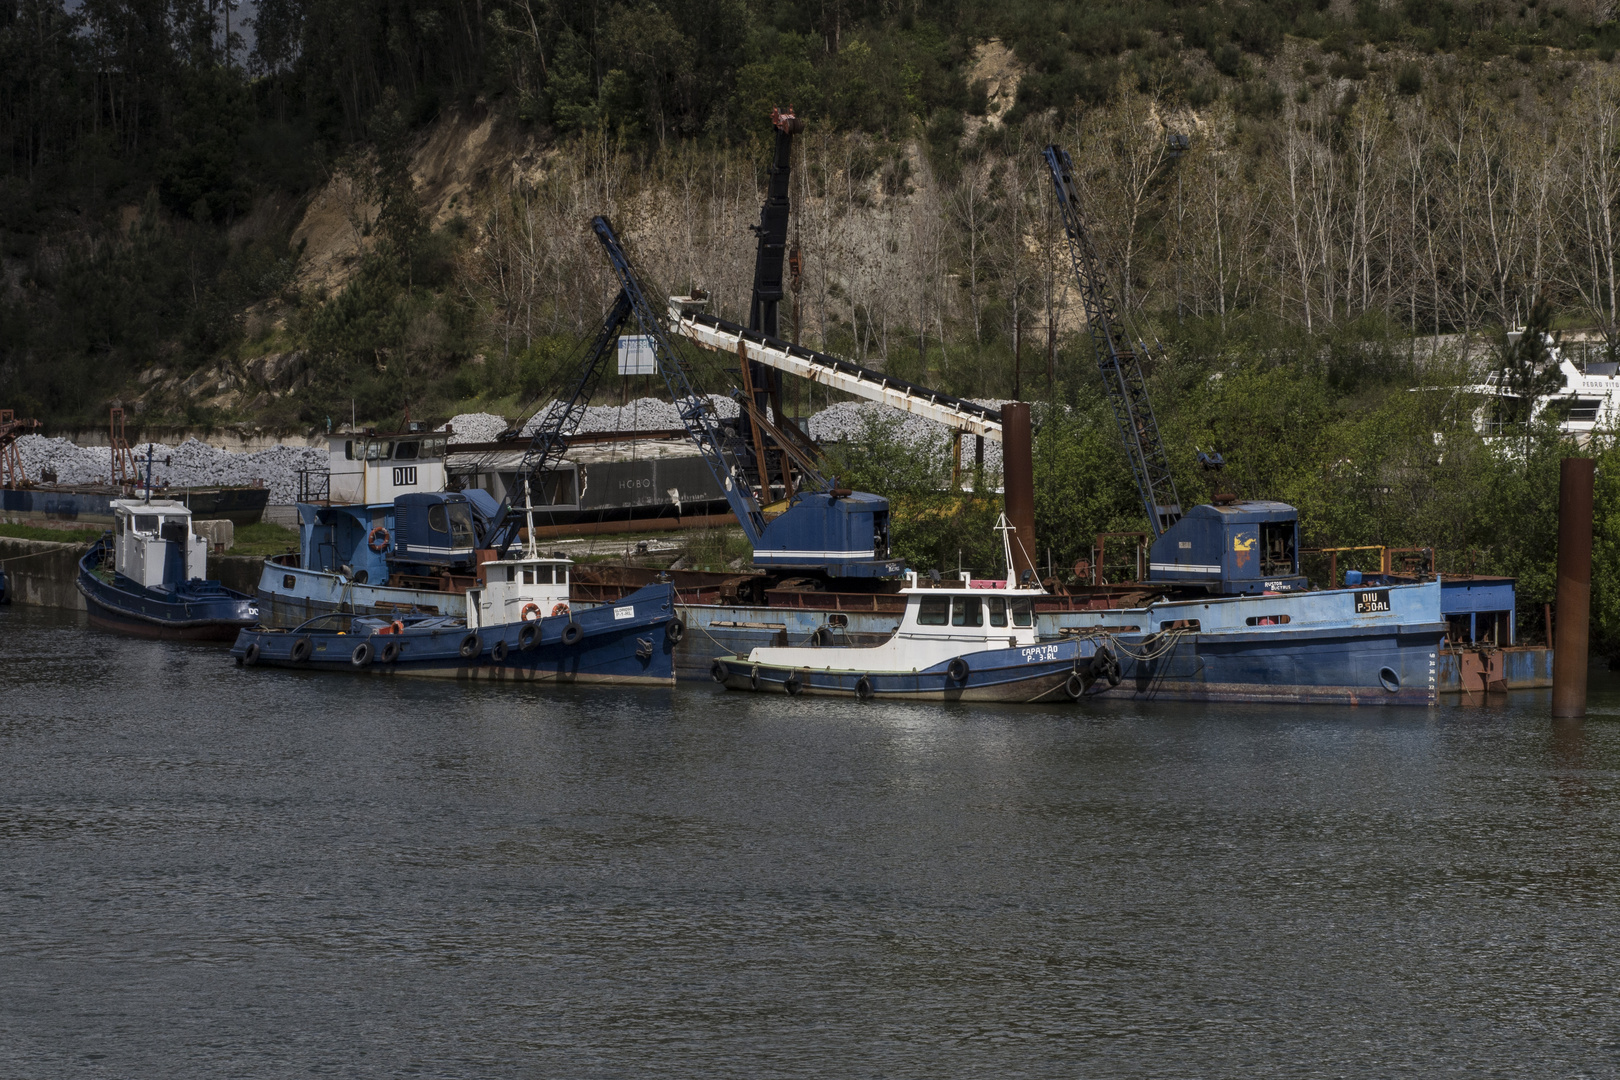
[3,604,1620,1077]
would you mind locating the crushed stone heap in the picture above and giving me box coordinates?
[14,436,328,505]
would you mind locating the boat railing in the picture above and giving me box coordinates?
[297,469,330,504]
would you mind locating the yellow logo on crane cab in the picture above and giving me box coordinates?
[1233,532,1257,569]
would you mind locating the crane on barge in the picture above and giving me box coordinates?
[1041,144,1307,595]
[482,216,902,580]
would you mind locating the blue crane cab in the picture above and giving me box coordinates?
[1149,501,1309,594]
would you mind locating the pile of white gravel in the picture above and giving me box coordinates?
[15,435,327,505]
[445,397,741,444]
[13,394,999,506]
[806,400,1008,476]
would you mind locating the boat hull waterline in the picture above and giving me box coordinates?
[231,582,679,685]
[713,638,1104,703]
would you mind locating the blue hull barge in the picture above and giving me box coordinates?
[77,499,260,642]
[232,557,677,685]
[1054,580,1446,705]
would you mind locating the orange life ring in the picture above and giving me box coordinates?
[551,602,570,618]
[368,526,390,553]
[390,619,405,635]
[520,603,542,622]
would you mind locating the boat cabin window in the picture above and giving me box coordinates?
[114,515,124,535]
[428,504,448,532]
[448,505,474,547]
[1011,599,1034,627]
[917,596,950,626]
[393,440,420,460]
[419,436,447,459]
[988,597,1008,627]
[135,514,159,533]
[952,596,983,627]
[366,441,392,461]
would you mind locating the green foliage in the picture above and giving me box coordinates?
[681,524,754,570]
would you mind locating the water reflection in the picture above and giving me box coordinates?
[2,604,1620,1076]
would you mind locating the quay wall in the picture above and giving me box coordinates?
[0,539,264,611]
[0,538,91,609]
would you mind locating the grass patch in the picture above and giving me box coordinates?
[230,522,300,557]
[681,526,753,572]
[0,523,104,544]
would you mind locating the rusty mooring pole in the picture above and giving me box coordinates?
[1002,402,1038,585]
[1552,457,1595,718]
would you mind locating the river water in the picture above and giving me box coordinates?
[3,604,1619,1077]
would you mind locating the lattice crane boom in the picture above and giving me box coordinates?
[484,291,633,556]
[591,214,779,546]
[1043,145,1182,538]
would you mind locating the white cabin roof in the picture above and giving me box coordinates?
[112,498,193,520]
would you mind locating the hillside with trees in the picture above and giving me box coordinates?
[10,0,1620,646]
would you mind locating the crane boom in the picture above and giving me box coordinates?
[484,291,632,556]
[592,216,900,578]
[1043,144,1181,537]
[669,305,1005,440]
[591,215,773,543]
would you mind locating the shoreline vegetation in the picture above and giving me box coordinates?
[8,0,1620,649]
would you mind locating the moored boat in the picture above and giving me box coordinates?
[712,521,1105,703]
[232,554,679,684]
[77,498,260,641]
[1055,580,1447,705]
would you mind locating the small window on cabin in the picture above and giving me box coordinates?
[283,574,297,589]
[1011,599,1034,627]
[420,437,446,459]
[135,514,158,533]
[988,597,1008,627]
[394,441,419,460]
[114,515,124,535]
[448,505,475,548]
[952,596,984,627]
[917,597,950,625]
[505,566,516,583]
[522,569,534,585]
[428,504,449,533]
[344,440,354,460]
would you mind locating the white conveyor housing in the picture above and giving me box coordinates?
[667,299,1004,441]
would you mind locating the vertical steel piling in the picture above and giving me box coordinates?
[1552,457,1595,719]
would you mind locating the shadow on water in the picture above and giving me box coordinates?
[2,604,1619,1076]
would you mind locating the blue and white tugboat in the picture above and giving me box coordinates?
[712,520,1105,703]
[233,551,679,685]
[77,497,260,641]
